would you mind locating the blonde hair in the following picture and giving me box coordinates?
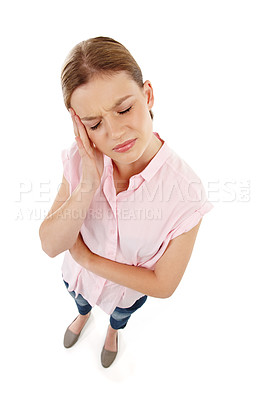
[61,36,154,120]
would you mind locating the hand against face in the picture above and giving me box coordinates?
[69,108,103,191]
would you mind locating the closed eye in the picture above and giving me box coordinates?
[119,106,132,115]
[90,106,132,131]
[90,122,101,131]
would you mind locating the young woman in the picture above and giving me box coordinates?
[39,36,214,368]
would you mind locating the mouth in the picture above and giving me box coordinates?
[113,139,137,152]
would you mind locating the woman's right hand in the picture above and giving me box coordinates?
[69,108,103,191]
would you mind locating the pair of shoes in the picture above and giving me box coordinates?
[63,313,91,348]
[101,332,118,368]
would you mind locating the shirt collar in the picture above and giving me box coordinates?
[103,132,171,182]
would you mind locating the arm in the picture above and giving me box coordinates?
[39,174,97,258]
[39,109,102,258]
[69,219,202,298]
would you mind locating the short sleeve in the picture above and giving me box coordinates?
[60,141,81,194]
[168,178,214,240]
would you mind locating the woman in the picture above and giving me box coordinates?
[39,36,214,368]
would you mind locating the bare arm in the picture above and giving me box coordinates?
[39,174,97,258]
[39,108,103,258]
[69,220,202,298]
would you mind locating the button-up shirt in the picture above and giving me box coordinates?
[60,132,214,315]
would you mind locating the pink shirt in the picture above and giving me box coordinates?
[61,132,214,315]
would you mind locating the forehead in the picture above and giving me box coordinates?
[70,71,141,116]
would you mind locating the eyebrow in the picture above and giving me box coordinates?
[81,95,134,122]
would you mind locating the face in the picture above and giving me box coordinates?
[70,71,155,167]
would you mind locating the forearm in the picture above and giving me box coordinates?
[40,184,96,257]
[86,252,166,298]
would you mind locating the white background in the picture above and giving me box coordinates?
[1,0,265,398]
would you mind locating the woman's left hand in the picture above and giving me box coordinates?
[69,232,93,268]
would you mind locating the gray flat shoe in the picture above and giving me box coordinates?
[101,333,118,368]
[63,313,91,348]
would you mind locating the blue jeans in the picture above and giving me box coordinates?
[63,280,148,330]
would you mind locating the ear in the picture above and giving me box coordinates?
[142,80,154,111]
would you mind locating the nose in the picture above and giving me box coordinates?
[105,116,124,140]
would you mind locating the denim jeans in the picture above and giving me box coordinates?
[63,280,148,330]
